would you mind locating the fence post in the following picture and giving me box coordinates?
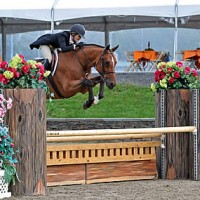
[4,89,46,196]
[155,89,199,180]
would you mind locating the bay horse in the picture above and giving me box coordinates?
[47,44,119,109]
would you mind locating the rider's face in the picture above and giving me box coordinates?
[73,34,81,43]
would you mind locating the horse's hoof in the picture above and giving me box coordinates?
[83,102,90,110]
[83,100,94,109]
[83,103,88,110]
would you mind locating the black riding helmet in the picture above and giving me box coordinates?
[70,24,86,38]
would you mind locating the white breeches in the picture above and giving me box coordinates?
[40,45,52,63]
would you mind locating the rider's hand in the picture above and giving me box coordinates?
[77,42,85,47]
[76,42,85,49]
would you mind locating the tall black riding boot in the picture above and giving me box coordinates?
[43,59,51,71]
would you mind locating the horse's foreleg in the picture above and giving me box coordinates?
[98,80,105,99]
[90,76,105,105]
[82,78,95,109]
[93,80,105,105]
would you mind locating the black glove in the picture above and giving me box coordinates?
[30,44,34,50]
[76,42,85,47]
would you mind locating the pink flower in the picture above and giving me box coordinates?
[22,65,29,74]
[184,66,191,74]
[0,74,7,83]
[0,107,5,118]
[154,70,166,82]
[0,94,4,101]
[18,54,24,59]
[6,98,12,109]
[0,61,8,69]
[21,59,26,64]
[38,76,43,81]
[167,68,173,73]
[169,77,175,84]
[10,143,14,147]
[176,61,184,68]
[15,71,20,78]
[174,71,181,78]
[192,69,198,77]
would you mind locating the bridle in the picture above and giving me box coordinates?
[74,46,116,78]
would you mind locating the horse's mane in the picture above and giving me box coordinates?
[80,44,105,48]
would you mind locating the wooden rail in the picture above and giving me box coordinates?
[46,126,196,142]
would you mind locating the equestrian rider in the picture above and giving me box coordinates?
[29,24,86,69]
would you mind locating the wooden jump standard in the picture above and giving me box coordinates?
[46,126,196,186]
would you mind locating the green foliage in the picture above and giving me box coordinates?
[0,54,50,93]
[0,125,18,184]
[151,61,199,92]
[46,84,155,118]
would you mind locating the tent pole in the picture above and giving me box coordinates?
[51,8,54,34]
[105,28,109,46]
[104,17,109,46]
[173,0,179,61]
[51,0,59,34]
[0,20,6,61]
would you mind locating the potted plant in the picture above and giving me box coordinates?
[150,61,199,92]
[0,54,50,90]
[0,94,16,198]
[151,61,200,180]
[0,54,50,196]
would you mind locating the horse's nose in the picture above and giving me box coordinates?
[106,80,116,89]
[110,82,116,89]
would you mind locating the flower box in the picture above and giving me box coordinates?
[0,170,11,199]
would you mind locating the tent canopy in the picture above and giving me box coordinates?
[0,0,200,60]
[1,0,200,33]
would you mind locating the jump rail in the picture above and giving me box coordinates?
[46,126,197,142]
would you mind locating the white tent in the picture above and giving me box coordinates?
[0,0,200,60]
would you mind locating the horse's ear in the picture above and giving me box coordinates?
[111,45,119,52]
[105,45,110,50]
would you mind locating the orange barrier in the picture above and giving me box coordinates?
[134,50,158,62]
[183,50,200,69]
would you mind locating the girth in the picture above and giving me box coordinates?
[48,74,65,98]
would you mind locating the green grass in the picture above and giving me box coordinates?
[46,84,155,118]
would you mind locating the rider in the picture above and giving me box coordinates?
[29,24,86,69]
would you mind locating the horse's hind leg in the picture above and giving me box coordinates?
[82,78,95,109]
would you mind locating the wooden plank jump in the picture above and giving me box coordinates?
[46,126,196,186]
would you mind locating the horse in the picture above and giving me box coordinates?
[46,44,119,109]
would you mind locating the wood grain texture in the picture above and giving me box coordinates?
[86,160,158,183]
[3,89,46,196]
[47,165,85,186]
[47,160,158,186]
[155,89,198,180]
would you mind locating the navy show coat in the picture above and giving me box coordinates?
[30,31,74,52]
